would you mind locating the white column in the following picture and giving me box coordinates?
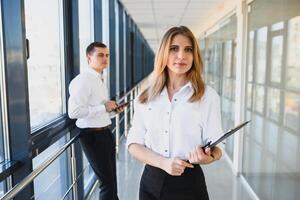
[233,0,248,176]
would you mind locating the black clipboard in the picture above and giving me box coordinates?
[203,120,251,149]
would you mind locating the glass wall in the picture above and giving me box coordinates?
[243,0,300,199]
[0,3,7,196]
[82,151,95,192]
[201,14,237,160]
[32,136,71,200]
[25,0,65,130]
[0,7,5,165]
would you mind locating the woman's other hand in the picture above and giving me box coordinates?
[161,158,194,176]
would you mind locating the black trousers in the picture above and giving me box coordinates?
[79,128,118,200]
[139,164,209,200]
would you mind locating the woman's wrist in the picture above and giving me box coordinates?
[157,157,168,170]
[211,146,222,161]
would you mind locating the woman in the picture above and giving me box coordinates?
[126,26,223,200]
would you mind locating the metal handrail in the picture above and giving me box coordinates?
[0,135,79,200]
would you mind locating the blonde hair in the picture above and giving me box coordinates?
[139,26,205,104]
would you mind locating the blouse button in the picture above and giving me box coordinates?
[174,99,177,102]
[165,150,168,152]
[165,130,168,133]
[148,108,152,111]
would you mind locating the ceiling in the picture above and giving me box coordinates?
[120,0,223,51]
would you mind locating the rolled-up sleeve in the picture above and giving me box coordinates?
[203,91,223,144]
[126,99,147,149]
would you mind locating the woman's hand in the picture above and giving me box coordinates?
[161,158,194,176]
[187,145,220,165]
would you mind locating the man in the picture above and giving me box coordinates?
[68,42,123,200]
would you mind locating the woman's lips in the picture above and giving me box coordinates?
[174,63,187,67]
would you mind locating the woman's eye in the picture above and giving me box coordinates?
[170,47,178,52]
[185,47,193,52]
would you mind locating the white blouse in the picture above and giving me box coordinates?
[126,82,223,160]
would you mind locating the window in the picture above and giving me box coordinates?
[24,0,65,130]
[247,31,254,82]
[255,27,267,84]
[284,92,300,131]
[286,16,300,91]
[243,1,300,199]
[201,15,237,160]
[270,36,283,83]
[32,136,71,200]
[82,151,95,192]
[266,88,280,121]
[0,4,7,195]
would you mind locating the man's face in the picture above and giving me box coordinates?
[87,47,110,72]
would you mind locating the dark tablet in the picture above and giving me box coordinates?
[114,102,130,111]
[113,99,134,111]
[203,120,251,149]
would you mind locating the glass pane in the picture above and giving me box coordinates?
[264,120,279,156]
[256,27,267,84]
[25,0,65,130]
[254,85,265,113]
[270,36,283,83]
[222,78,232,98]
[248,31,254,82]
[0,181,6,198]
[278,130,299,171]
[287,16,300,91]
[266,88,281,121]
[271,21,284,31]
[232,40,237,78]
[0,3,6,164]
[284,92,300,131]
[0,101,4,164]
[201,14,237,161]
[82,151,95,191]
[244,1,300,200]
[32,136,71,200]
[223,40,232,77]
[247,83,253,109]
[252,113,264,144]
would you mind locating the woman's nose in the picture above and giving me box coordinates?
[177,50,185,59]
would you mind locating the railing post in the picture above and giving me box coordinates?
[70,144,78,200]
[124,95,129,137]
[115,112,120,156]
[115,93,120,157]
[130,90,134,120]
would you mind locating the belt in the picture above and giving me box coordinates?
[82,125,111,131]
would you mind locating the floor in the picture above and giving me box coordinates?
[90,138,255,200]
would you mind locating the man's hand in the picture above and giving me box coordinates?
[114,104,125,113]
[161,158,194,176]
[105,101,118,112]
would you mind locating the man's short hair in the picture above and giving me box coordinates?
[86,42,107,55]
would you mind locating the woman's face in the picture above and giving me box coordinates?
[166,34,193,76]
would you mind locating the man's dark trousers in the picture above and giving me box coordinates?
[79,128,118,200]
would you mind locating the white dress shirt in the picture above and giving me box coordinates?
[126,83,223,160]
[68,67,111,128]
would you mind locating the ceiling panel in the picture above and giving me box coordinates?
[120,0,223,50]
